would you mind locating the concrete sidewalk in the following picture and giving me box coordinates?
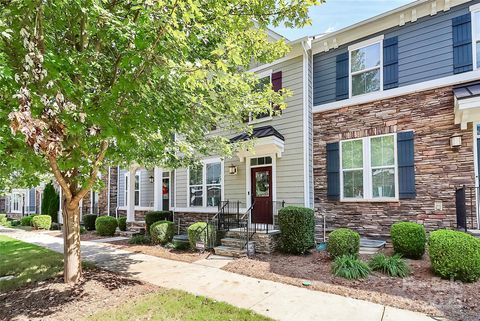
[0,227,435,321]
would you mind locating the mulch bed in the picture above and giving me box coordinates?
[223,250,479,321]
[106,240,210,263]
[0,267,158,321]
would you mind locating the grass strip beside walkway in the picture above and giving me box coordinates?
[87,288,274,321]
[0,235,63,291]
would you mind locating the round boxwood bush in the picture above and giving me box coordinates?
[391,222,426,259]
[32,215,52,230]
[145,211,172,234]
[150,220,175,245]
[327,228,360,258]
[118,217,127,231]
[83,214,98,231]
[0,214,8,226]
[20,214,37,226]
[429,229,480,282]
[95,216,118,236]
[187,222,215,249]
[278,206,315,254]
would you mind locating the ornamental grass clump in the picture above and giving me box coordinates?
[332,255,370,280]
[369,253,410,278]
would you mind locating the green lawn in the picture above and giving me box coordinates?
[87,288,273,321]
[0,235,63,291]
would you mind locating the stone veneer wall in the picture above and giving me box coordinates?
[109,167,118,216]
[116,209,149,221]
[313,86,475,238]
[98,174,109,215]
[173,212,216,234]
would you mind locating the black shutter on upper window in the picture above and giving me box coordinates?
[326,142,340,201]
[383,37,398,90]
[272,71,283,113]
[397,131,416,199]
[452,13,473,74]
[335,52,349,101]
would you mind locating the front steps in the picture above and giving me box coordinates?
[118,221,146,237]
[214,231,252,258]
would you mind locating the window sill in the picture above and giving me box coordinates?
[248,116,273,125]
[339,198,399,203]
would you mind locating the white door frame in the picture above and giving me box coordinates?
[245,154,277,227]
[474,122,480,229]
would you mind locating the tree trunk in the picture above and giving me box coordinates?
[62,202,82,284]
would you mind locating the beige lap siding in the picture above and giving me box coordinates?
[313,86,475,238]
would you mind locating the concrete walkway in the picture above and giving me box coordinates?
[0,227,436,321]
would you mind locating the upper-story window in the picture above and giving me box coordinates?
[248,73,272,122]
[349,37,383,97]
[472,7,480,68]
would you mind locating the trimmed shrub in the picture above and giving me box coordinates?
[327,228,360,258]
[145,211,172,234]
[95,216,118,236]
[41,182,59,223]
[32,215,52,230]
[187,222,215,249]
[0,214,8,226]
[278,206,315,254]
[20,214,38,226]
[10,220,20,227]
[332,255,370,280]
[129,234,151,245]
[391,222,426,259]
[369,253,410,278]
[118,217,127,231]
[83,214,97,231]
[150,220,175,245]
[80,226,86,234]
[428,229,480,282]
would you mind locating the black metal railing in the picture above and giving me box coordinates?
[455,185,478,231]
[217,200,246,231]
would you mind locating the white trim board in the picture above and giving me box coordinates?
[313,69,480,114]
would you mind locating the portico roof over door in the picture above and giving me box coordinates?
[230,125,285,162]
[454,82,480,129]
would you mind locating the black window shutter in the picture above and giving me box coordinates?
[452,13,473,74]
[326,142,340,200]
[397,131,416,199]
[272,71,283,113]
[335,52,349,101]
[383,37,398,90]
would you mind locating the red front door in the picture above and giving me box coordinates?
[251,166,273,224]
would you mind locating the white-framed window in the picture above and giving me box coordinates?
[471,4,480,69]
[340,133,397,201]
[125,172,140,207]
[12,192,22,212]
[349,36,383,97]
[188,159,223,207]
[248,70,272,123]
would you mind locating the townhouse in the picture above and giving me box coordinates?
[4,0,479,240]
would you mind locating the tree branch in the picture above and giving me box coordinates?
[47,154,73,201]
[72,140,109,205]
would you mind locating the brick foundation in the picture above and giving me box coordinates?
[313,86,476,238]
[173,212,216,234]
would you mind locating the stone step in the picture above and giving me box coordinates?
[118,230,138,237]
[127,221,146,228]
[221,237,250,248]
[214,245,247,258]
[467,229,480,237]
[224,230,245,239]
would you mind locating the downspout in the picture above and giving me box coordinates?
[107,166,111,216]
[116,165,120,219]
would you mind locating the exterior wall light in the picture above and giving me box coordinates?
[450,134,462,148]
[228,164,238,175]
[149,175,154,183]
